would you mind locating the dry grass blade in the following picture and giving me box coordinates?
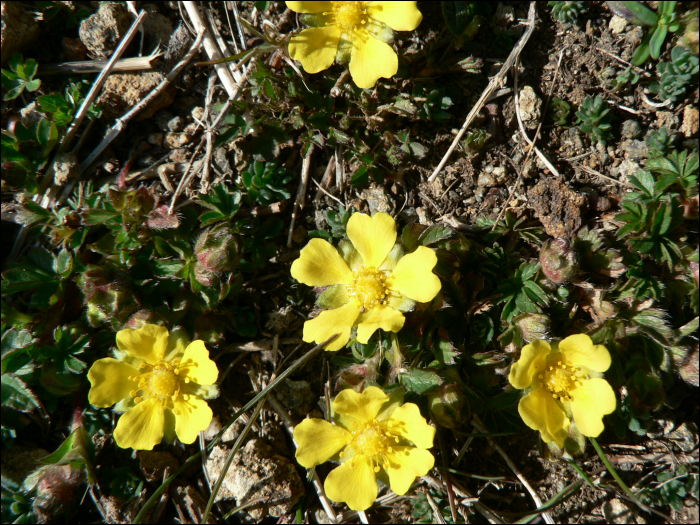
[472,415,555,524]
[428,1,537,183]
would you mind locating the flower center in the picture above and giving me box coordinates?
[340,418,401,472]
[539,360,585,402]
[347,267,389,310]
[129,359,189,410]
[329,1,369,33]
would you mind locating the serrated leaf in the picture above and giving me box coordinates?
[522,280,549,305]
[418,225,452,246]
[80,209,121,225]
[398,368,443,395]
[1,373,41,412]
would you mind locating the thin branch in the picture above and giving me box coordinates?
[288,149,313,247]
[428,2,537,182]
[472,414,555,524]
[39,54,161,75]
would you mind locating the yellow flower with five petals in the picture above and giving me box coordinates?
[286,1,423,89]
[291,212,441,351]
[87,324,219,450]
[508,334,616,448]
[294,386,435,511]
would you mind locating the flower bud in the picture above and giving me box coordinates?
[23,464,83,523]
[195,223,241,273]
[514,313,551,343]
[77,267,138,328]
[428,384,465,428]
[540,238,578,283]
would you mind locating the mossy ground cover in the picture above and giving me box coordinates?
[1,2,698,523]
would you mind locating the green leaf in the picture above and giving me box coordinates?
[1,373,41,412]
[80,209,121,225]
[649,25,668,59]
[1,268,55,295]
[398,368,443,395]
[419,225,452,246]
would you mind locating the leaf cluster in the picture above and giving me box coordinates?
[608,1,680,64]
[650,45,699,103]
[576,95,613,145]
[1,53,41,101]
[549,1,588,25]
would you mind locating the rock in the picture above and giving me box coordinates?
[167,115,185,132]
[518,86,542,130]
[53,152,79,186]
[526,178,588,238]
[61,37,87,62]
[621,120,643,139]
[656,111,679,131]
[603,499,639,524]
[611,159,642,183]
[1,1,41,65]
[97,72,176,120]
[19,101,43,127]
[142,5,174,51]
[681,105,699,138]
[139,451,180,483]
[276,378,316,415]
[666,422,698,453]
[609,15,628,34]
[477,171,495,188]
[164,132,190,149]
[359,186,393,214]
[79,3,132,58]
[619,139,648,162]
[205,440,304,519]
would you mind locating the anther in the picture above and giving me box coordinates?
[129,390,138,397]
[374,466,380,473]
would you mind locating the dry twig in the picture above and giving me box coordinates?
[428,2,537,182]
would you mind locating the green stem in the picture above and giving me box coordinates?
[564,459,599,490]
[589,437,653,515]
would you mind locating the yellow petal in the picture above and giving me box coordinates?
[384,446,434,495]
[508,339,551,390]
[325,457,378,511]
[356,305,405,343]
[559,334,611,372]
[291,238,353,286]
[518,389,570,448]
[387,403,435,449]
[179,340,218,385]
[349,29,398,89]
[303,301,361,351]
[88,358,139,408]
[289,26,341,74]
[367,1,423,31]
[172,394,213,444]
[333,386,388,422]
[286,1,332,13]
[113,399,165,450]
[346,212,397,269]
[386,246,440,303]
[570,378,616,438]
[294,418,351,468]
[116,324,169,363]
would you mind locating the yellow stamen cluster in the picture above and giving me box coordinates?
[326,1,369,33]
[128,359,188,410]
[346,267,390,310]
[538,361,585,402]
[340,418,402,472]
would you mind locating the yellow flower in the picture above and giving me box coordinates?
[87,324,219,450]
[291,212,441,351]
[294,386,435,510]
[508,334,616,448]
[286,1,423,89]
